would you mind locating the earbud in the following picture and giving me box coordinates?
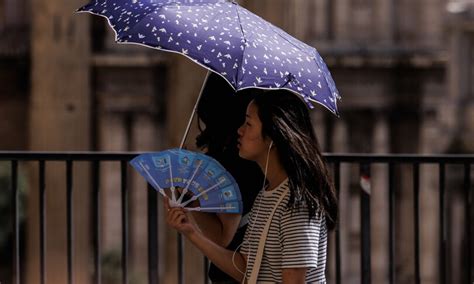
[269,141,273,149]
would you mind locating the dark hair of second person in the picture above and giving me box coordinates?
[195,73,264,283]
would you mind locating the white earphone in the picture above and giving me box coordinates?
[232,139,275,279]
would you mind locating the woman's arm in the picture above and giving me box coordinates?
[188,212,241,247]
[282,268,307,284]
[165,199,247,282]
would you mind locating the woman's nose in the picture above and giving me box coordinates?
[237,125,243,136]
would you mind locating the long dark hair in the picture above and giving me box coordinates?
[252,90,338,230]
[195,73,256,155]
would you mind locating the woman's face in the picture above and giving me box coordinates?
[237,101,272,162]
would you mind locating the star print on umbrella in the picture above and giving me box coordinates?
[77,0,340,115]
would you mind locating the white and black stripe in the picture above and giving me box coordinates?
[240,179,327,283]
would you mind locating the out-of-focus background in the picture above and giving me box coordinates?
[0,0,473,283]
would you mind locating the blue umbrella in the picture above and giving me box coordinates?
[77,0,341,148]
[77,0,340,114]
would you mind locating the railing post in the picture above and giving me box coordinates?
[39,160,46,284]
[121,161,129,284]
[66,160,74,284]
[439,163,446,284]
[333,162,342,284]
[360,163,371,284]
[178,234,184,284]
[11,160,20,284]
[148,184,158,284]
[464,163,472,284]
[413,163,421,284]
[203,257,209,284]
[92,161,101,284]
[388,163,395,284]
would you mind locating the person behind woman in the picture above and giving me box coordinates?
[166,89,338,283]
[191,73,263,283]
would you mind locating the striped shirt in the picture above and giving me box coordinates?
[240,179,327,283]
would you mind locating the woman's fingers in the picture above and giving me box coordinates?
[175,212,187,225]
[163,197,196,235]
[167,208,187,226]
[169,208,184,222]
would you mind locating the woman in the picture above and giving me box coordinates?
[166,89,337,283]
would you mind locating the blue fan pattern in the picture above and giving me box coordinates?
[130,149,242,213]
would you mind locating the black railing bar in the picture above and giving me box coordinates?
[204,257,209,284]
[325,154,474,164]
[333,162,341,284]
[121,161,129,284]
[413,163,421,284]
[0,151,140,161]
[92,161,101,284]
[178,234,184,284]
[388,163,395,284]
[464,163,472,284]
[1,152,474,163]
[147,184,158,284]
[66,160,74,284]
[11,160,20,284]
[439,163,446,284]
[39,160,46,284]
[360,163,371,284]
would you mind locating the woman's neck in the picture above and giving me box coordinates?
[258,150,288,191]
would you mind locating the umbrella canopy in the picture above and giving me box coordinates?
[77,0,340,115]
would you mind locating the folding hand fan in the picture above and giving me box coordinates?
[130,149,242,213]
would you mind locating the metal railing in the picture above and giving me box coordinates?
[325,154,473,284]
[0,152,472,284]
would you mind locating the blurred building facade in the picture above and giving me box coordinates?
[0,0,473,283]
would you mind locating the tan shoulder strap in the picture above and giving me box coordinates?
[247,187,289,284]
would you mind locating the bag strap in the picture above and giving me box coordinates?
[247,187,289,284]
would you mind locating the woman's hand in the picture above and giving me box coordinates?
[164,198,198,236]
[164,198,247,282]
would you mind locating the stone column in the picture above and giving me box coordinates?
[447,24,471,149]
[374,0,397,44]
[446,14,473,282]
[28,0,91,283]
[419,0,444,46]
[334,0,351,43]
[130,114,161,281]
[100,113,127,264]
[371,114,390,283]
[419,116,441,284]
[285,0,307,40]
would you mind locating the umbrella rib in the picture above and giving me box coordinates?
[234,4,247,86]
[267,24,314,59]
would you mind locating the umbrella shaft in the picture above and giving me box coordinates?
[179,71,211,149]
